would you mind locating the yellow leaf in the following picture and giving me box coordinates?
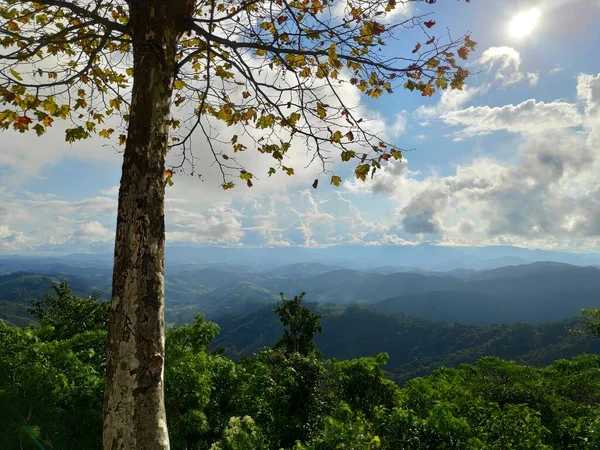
[330,130,342,143]
[9,69,22,81]
[316,103,327,119]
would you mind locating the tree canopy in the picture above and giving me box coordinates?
[0,0,475,187]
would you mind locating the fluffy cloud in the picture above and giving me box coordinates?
[415,85,485,118]
[442,99,582,139]
[478,47,539,87]
[344,73,600,249]
[549,67,564,76]
[0,115,123,183]
[100,186,120,196]
[166,204,244,245]
[73,221,114,242]
[0,225,32,251]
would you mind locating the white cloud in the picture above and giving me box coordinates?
[442,99,582,139]
[0,117,123,182]
[0,225,33,251]
[342,73,600,249]
[577,73,600,116]
[549,67,564,76]
[478,46,539,88]
[389,112,408,137]
[73,221,114,242]
[415,85,485,118]
[166,204,244,245]
[100,186,120,196]
[527,72,539,86]
[3,65,600,253]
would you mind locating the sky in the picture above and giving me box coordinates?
[1,0,600,255]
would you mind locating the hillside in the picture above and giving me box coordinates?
[373,263,600,324]
[212,303,600,383]
[0,272,110,327]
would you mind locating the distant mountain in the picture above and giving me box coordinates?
[1,259,599,327]
[373,263,600,324]
[0,272,110,302]
[263,262,341,277]
[459,261,582,280]
[158,243,600,271]
[5,243,600,271]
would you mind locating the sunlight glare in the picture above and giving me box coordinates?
[509,8,541,38]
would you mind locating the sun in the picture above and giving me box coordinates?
[509,8,541,38]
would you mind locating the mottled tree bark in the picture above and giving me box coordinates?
[103,2,193,449]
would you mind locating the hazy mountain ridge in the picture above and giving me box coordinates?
[4,243,600,271]
[0,257,599,326]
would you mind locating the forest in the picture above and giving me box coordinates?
[1,284,599,449]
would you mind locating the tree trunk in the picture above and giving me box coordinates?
[103,2,192,449]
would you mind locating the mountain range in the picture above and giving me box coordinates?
[1,254,599,327]
[3,243,600,271]
[1,252,599,382]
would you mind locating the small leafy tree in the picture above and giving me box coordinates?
[0,1,475,447]
[235,294,327,447]
[581,308,600,337]
[209,416,269,450]
[275,292,322,356]
[28,282,108,340]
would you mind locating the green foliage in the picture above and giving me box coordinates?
[209,416,269,450]
[581,308,600,337]
[28,282,108,340]
[274,292,323,356]
[165,316,220,449]
[215,304,600,384]
[327,352,400,417]
[1,284,599,449]
[239,349,328,449]
[0,321,105,450]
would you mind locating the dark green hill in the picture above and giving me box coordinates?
[212,304,600,383]
[0,272,110,326]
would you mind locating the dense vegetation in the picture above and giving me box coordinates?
[1,285,599,449]
[214,303,600,384]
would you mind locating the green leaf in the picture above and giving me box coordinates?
[355,164,370,181]
[331,175,342,187]
[9,68,23,81]
[341,150,356,162]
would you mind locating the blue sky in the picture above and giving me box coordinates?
[1,0,600,254]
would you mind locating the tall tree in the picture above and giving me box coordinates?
[0,0,475,448]
[275,292,322,356]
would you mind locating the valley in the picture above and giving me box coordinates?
[1,253,598,384]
